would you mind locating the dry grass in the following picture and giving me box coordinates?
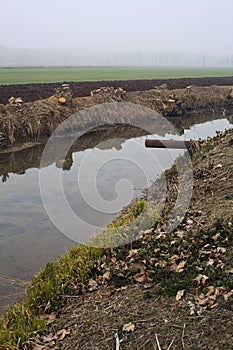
[50,284,233,350]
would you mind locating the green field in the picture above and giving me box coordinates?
[0,66,232,85]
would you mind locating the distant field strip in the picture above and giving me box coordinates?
[0,66,233,85]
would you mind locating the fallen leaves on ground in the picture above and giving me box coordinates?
[44,312,57,325]
[122,322,135,333]
[176,289,185,301]
[56,329,70,341]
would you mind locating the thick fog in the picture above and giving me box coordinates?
[0,0,233,65]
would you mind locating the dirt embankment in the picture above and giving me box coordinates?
[0,76,233,104]
[0,80,233,150]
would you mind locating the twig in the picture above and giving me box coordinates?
[167,338,175,350]
[168,324,184,329]
[182,323,186,349]
[61,294,80,298]
[212,171,228,181]
[115,332,120,350]
[128,312,145,317]
[138,338,150,349]
[155,334,162,350]
[174,183,180,194]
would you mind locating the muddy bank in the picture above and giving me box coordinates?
[0,83,233,150]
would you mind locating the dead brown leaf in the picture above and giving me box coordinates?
[195,293,209,306]
[57,329,71,341]
[198,298,209,306]
[206,286,215,297]
[153,248,160,254]
[41,333,56,343]
[214,286,226,297]
[103,271,111,281]
[207,258,215,266]
[187,301,196,315]
[44,312,57,325]
[155,232,166,240]
[223,290,233,301]
[127,249,138,258]
[88,279,98,291]
[212,233,221,242]
[217,247,227,254]
[176,289,185,301]
[141,276,154,289]
[144,229,153,235]
[122,322,135,333]
[195,274,209,286]
[176,230,185,238]
[143,281,154,289]
[116,286,128,292]
[171,260,186,273]
[213,163,223,169]
[133,273,146,283]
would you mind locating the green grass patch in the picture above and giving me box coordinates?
[89,198,160,248]
[0,66,233,85]
[192,141,216,161]
[108,199,145,229]
[0,245,104,349]
[0,305,47,349]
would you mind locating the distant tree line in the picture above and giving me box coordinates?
[0,45,232,67]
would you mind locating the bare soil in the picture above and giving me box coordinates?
[44,285,233,350]
[0,76,233,105]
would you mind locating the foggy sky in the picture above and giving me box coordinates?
[0,0,233,55]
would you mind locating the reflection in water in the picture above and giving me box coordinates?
[0,113,233,313]
[1,113,232,182]
[169,112,233,137]
[0,144,44,183]
[0,125,147,182]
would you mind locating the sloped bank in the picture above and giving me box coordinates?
[0,128,232,349]
[0,84,233,151]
